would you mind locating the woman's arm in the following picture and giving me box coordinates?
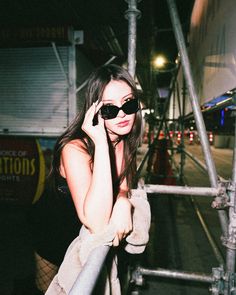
[110,195,133,246]
[61,103,114,233]
[109,178,133,246]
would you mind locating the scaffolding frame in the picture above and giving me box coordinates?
[131,0,236,294]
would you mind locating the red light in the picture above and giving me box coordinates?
[209,132,213,142]
[177,132,181,144]
[189,132,194,144]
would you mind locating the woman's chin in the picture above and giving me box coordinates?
[113,126,133,136]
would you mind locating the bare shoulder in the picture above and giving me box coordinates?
[61,139,91,165]
[62,139,89,155]
[60,139,91,177]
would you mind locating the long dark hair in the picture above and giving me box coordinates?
[51,64,143,190]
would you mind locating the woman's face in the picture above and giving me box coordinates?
[101,80,136,141]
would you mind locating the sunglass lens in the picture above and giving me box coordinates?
[123,99,139,114]
[100,105,119,119]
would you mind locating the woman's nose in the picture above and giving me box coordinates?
[117,108,126,118]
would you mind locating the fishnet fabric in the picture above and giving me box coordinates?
[35,252,58,293]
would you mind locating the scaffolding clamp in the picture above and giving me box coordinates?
[221,182,236,250]
[228,272,236,294]
[211,181,229,210]
[210,266,224,295]
[211,267,236,295]
[221,230,236,250]
[131,266,145,286]
[227,181,236,210]
[124,0,142,20]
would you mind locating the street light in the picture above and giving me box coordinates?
[153,54,179,73]
[153,55,167,69]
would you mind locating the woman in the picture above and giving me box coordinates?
[45,63,144,294]
[53,63,142,243]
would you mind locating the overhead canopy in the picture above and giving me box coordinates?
[0,0,194,105]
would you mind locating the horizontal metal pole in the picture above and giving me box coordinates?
[69,245,110,295]
[144,184,220,197]
[139,267,214,283]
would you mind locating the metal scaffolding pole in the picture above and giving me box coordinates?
[184,150,227,182]
[184,150,209,174]
[190,196,225,267]
[69,246,110,295]
[224,113,236,295]
[166,0,228,237]
[144,184,221,197]
[124,0,141,78]
[138,267,214,284]
[183,153,226,266]
[179,77,186,184]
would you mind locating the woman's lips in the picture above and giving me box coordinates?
[117,120,130,127]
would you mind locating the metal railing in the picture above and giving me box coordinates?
[69,246,110,295]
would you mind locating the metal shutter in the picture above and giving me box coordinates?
[0,46,70,136]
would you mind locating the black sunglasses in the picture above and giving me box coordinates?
[100,98,139,120]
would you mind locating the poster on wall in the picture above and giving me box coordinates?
[0,136,56,204]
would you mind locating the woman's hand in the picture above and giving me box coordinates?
[110,196,133,247]
[82,101,107,146]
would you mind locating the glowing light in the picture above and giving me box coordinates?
[153,55,167,68]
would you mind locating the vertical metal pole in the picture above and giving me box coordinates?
[176,81,182,118]
[179,77,186,184]
[172,83,176,121]
[224,113,236,295]
[166,0,228,236]
[166,0,217,187]
[125,0,141,78]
